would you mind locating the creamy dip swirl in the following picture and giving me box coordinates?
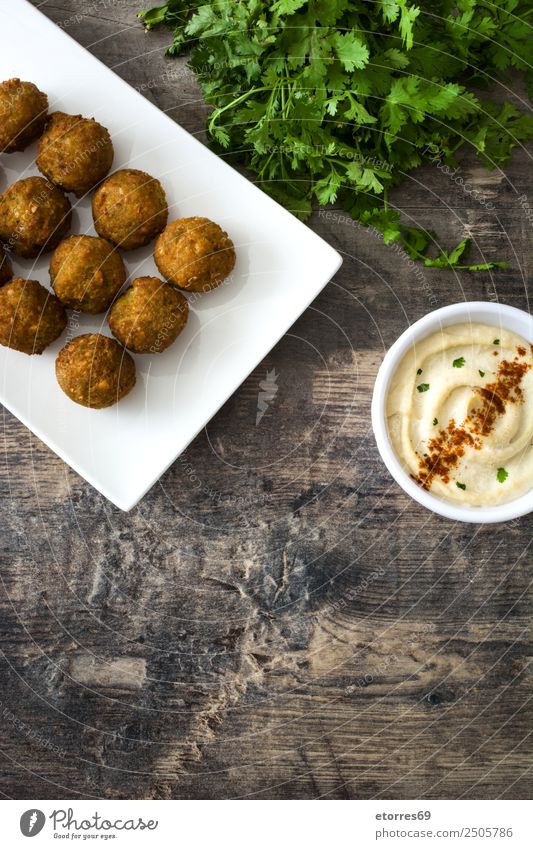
[387,323,533,506]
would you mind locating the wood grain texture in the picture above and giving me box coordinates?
[0,0,531,800]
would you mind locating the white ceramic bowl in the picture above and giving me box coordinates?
[371,301,533,523]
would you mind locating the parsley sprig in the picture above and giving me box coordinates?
[139,1,533,269]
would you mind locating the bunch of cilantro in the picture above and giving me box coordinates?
[139,0,533,270]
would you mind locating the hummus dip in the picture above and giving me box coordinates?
[387,322,533,506]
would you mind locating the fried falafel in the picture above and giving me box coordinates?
[50,235,126,314]
[37,111,114,197]
[56,333,136,408]
[108,276,189,353]
[0,247,12,286]
[0,79,48,153]
[0,277,67,354]
[154,216,235,292]
[0,176,72,258]
[92,168,167,250]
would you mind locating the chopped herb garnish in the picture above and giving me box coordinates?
[417,368,423,375]
[497,467,509,484]
[433,417,438,426]
[417,383,430,393]
[456,482,466,490]
[479,370,485,377]
[453,357,465,368]
[493,338,500,345]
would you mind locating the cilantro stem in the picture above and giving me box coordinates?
[208,86,275,134]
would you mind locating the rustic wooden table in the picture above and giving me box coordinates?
[1,0,531,800]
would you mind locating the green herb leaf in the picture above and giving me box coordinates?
[417,368,423,375]
[332,32,370,72]
[453,357,466,368]
[497,467,509,483]
[423,237,508,271]
[417,383,430,393]
[433,417,438,426]
[271,0,307,14]
[399,4,420,50]
[139,0,533,272]
[456,482,466,490]
[493,339,500,345]
[479,370,485,377]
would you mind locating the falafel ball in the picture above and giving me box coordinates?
[154,217,235,293]
[37,111,114,197]
[0,247,12,286]
[50,235,126,314]
[56,333,136,409]
[0,277,67,355]
[0,176,72,258]
[0,79,48,153]
[92,168,167,250]
[108,276,189,354]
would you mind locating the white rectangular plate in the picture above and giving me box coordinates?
[0,0,342,510]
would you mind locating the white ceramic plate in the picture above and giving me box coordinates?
[0,0,342,510]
